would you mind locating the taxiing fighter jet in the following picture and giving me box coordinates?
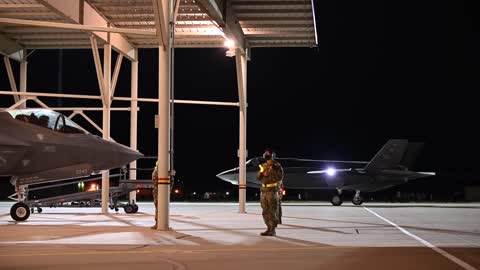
[0,109,143,220]
[216,139,435,206]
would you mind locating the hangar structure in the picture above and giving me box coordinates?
[0,0,317,230]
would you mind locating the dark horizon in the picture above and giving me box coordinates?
[1,0,479,200]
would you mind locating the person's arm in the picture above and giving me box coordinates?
[277,165,285,197]
[273,163,284,182]
[256,164,264,180]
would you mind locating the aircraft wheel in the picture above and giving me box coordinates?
[330,195,343,206]
[132,204,139,213]
[37,207,43,213]
[352,195,363,205]
[114,207,119,212]
[11,202,31,221]
[124,204,135,214]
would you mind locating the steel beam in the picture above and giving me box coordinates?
[19,50,27,109]
[110,54,123,104]
[3,56,19,102]
[235,47,247,213]
[0,90,102,100]
[90,36,107,104]
[172,100,239,106]
[157,45,170,230]
[152,0,168,47]
[38,0,140,60]
[79,111,103,135]
[101,43,112,214]
[6,98,29,110]
[0,4,44,8]
[1,107,134,111]
[32,97,49,109]
[0,34,24,61]
[196,0,247,51]
[155,0,172,231]
[0,91,238,106]
[129,57,139,203]
[0,18,155,37]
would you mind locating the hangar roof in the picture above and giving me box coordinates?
[0,0,317,57]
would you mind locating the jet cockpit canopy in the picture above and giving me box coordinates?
[7,109,86,134]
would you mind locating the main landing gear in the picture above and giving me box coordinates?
[352,191,364,206]
[330,190,364,206]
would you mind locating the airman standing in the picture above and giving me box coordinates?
[257,148,284,236]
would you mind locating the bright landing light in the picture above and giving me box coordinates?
[326,168,336,176]
[224,39,235,48]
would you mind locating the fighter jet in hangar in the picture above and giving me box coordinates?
[0,108,143,220]
[216,139,435,206]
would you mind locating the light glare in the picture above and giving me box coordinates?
[224,39,235,48]
[326,168,336,176]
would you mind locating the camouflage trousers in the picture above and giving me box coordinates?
[153,187,158,223]
[261,190,279,228]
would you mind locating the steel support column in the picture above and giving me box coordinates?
[157,44,170,230]
[19,51,27,109]
[235,48,247,213]
[154,0,173,230]
[101,43,111,214]
[129,56,138,202]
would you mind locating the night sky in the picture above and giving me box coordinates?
[1,0,479,200]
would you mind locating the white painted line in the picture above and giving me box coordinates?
[454,236,480,247]
[364,207,477,270]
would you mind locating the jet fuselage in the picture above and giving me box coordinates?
[0,110,142,186]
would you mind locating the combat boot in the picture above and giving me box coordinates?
[260,228,270,236]
[267,226,276,236]
[150,224,157,229]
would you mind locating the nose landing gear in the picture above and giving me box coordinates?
[330,188,343,206]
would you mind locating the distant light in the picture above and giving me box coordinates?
[193,192,196,195]
[136,189,140,193]
[174,189,179,194]
[224,39,235,48]
[326,168,336,176]
[87,183,97,191]
[282,189,286,196]
[226,192,230,195]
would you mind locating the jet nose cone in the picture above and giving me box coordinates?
[119,145,143,164]
[216,168,239,185]
[216,171,228,182]
[106,142,143,169]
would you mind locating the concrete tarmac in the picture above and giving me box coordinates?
[0,201,479,270]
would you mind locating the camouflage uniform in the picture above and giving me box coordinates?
[151,164,158,229]
[278,180,284,224]
[257,160,284,236]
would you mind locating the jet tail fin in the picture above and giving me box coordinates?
[399,142,424,170]
[365,139,408,172]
